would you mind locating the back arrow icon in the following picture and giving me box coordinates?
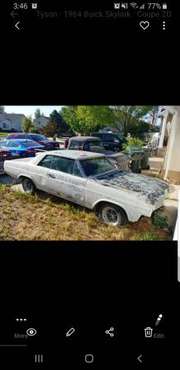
[15,21,21,30]
[10,11,19,18]
[137,354,143,363]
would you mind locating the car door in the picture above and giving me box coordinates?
[34,154,57,193]
[38,155,87,205]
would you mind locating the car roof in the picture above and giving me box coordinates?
[41,150,105,160]
[93,132,117,135]
[6,139,35,142]
[8,133,42,136]
[69,136,100,142]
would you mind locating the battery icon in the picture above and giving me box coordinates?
[162,3,167,9]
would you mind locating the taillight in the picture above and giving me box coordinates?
[0,150,9,158]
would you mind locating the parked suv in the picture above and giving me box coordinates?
[91,132,125,152]
[67,136,129,171]
[7,133,59,150]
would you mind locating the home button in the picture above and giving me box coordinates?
[85,354,94,364]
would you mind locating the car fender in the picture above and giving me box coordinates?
[92,198,152,222]
[17,173,36,184]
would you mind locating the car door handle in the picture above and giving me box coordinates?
[47,173,56,179]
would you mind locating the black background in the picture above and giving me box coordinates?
[0,241,179,368]
[1,0,179,103]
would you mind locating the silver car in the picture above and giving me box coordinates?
[4,150,169,226]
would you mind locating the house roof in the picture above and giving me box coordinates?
[33,116,49,120]
[0,113,25,120]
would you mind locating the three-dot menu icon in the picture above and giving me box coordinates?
[34,354,43,363]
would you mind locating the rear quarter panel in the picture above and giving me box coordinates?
[4,159,35,179]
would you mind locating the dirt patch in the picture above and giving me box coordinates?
[0,186,170,240]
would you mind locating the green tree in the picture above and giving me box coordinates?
[146,106,159,126]
[50,110,69,135]
[22,116,34,133]
[34,109,42,119]
[61,106,78,133]
[112,106,153,136]
[61,106,114,135]
[41,121,58,137]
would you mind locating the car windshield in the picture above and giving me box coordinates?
[80,157,116,177]
[86,140,105,153]
[31,135,47,141]
[5,141,21,148]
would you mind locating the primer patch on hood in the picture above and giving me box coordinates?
[95,171,169,205]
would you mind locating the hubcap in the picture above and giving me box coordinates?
[102,206,120,226]
[24,180,33,192]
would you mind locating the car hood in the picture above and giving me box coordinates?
[95,171,169,205]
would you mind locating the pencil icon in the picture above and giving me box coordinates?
[66,327,75,337]
[155,314,163,327]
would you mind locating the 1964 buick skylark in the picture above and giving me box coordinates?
[4,150,169,226]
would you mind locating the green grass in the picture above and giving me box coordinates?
[133,231,162,240]
[0,186,171,241]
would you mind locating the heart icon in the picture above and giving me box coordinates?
[139,21,150,30]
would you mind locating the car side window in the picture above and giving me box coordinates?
[103,134,109,141]
[73,161,83,177]
[50,156,75,174]
[38,155,53,169]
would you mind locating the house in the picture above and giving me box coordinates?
[0,113,25,132]
[158,106,180,184]
[33,116,50,129]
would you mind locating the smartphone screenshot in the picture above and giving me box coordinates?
[0,1,179,369]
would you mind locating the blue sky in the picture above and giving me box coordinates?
[4,106,63,118]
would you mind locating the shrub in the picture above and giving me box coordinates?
[122,137,144,150]
[152,212,169,229]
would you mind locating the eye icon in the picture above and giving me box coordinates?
[26,328,37,336]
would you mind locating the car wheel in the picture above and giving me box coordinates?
[22,178,35,194]
[98,203,127,226]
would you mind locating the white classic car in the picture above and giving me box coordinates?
[4,150,169,226]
